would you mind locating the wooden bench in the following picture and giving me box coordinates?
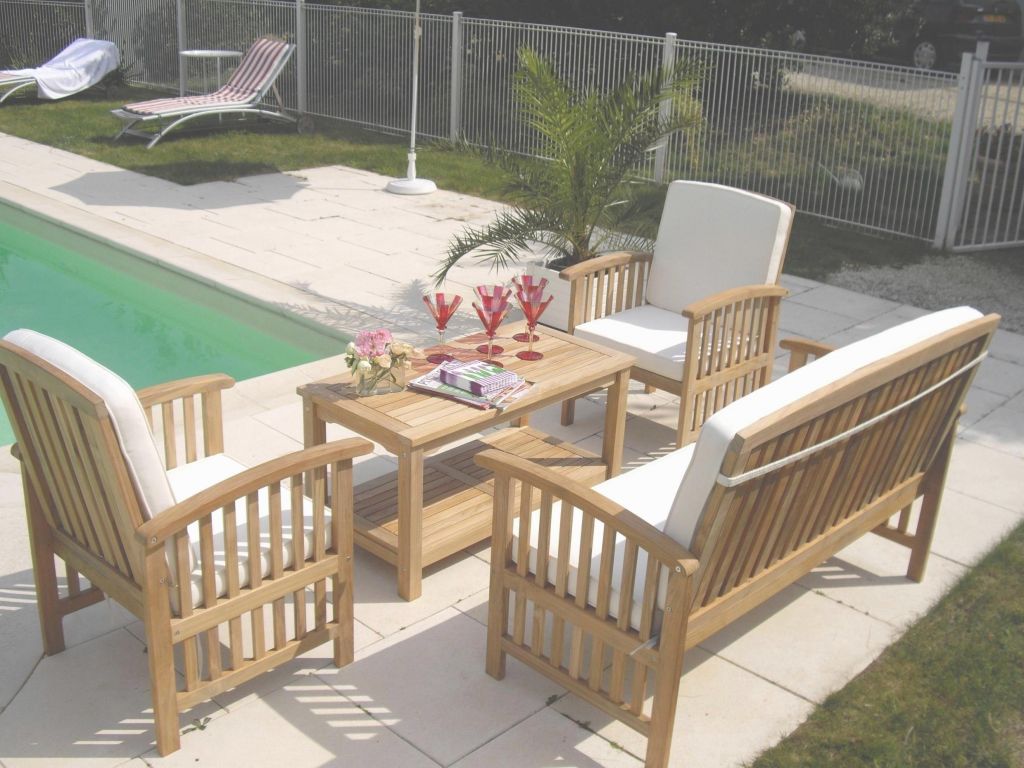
[477,307,999,768]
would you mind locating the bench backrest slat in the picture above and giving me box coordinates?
[689,317,995,610]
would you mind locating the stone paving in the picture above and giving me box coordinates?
[1,134,1023,767]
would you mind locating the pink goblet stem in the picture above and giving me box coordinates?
[423,293,462,364]
[472,301,509,361]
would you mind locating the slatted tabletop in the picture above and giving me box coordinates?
[298,323,635,600]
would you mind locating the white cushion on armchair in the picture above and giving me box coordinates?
[573,305,687,380]
[645,181,793,314]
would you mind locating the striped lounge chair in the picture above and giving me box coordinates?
[112,36,295,149]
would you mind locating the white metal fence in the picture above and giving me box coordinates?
[937,50,1024,250]
[0,0,1020,252]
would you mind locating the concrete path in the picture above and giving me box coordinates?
[1,133,1023,768]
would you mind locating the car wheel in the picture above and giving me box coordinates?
[912,39,940,69]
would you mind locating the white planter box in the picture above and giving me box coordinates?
[525,260,572,332]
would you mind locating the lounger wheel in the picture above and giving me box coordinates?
[297,114,315,135]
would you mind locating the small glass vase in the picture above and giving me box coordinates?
[354,367,404,396]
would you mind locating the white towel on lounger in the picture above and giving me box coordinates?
[4,38,119,99]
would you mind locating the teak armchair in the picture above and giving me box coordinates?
[479,307,998,768]
[560,180,795,447]
[0,330,373,755]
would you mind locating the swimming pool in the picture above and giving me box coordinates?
[0,203,345,445]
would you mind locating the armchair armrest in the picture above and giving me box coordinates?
[677,284,788,445]
[477,447,696,724]
[559,251,654,333]
[780,337,835,372]
[558,251,652,282]
[137,437,373,546]
[477,448,696,574]
[137,373,235,408]
[681,283,788,321]
[137,374,235,469]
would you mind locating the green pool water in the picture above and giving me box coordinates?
[0,203,346,446]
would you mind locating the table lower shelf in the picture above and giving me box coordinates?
[353,426,607,567]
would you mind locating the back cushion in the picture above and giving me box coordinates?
[3,329,175,521]
[645,181,793,314]
[662,306,985,547]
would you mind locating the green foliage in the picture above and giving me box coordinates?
[433,47,701,283]
[752,521,1024,767]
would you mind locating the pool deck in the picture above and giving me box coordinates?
[1,132,1024,768]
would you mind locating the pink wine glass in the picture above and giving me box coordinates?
[473,285,511,359]
[514,286,554,361]
[422,292,462,364]
[472,304,510,365]
[512,274,548,343]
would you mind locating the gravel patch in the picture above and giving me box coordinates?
[827,252,1024,334]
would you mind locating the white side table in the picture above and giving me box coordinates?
[179,49,242,96]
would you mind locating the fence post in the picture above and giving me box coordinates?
[935,41,988,249]
[449,11,463,142]
[653,32,677,184]
[84,0,94,38]
[176,0,186,96]
[296,0,307,115]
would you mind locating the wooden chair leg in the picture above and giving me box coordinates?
[644,384,656,394]
[645,577,691,768]
[142,555,181,755]
[22,477,65,655]
[560,397,576,427]
[907,431,955,582]
[485,583,509,680]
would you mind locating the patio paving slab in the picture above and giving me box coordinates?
[144,681,437,768]
[698,585,898,703]
[554,647,816,768]
[327,608,562,766]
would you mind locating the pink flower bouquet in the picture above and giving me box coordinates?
[343,329,415,395]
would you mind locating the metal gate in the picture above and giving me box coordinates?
[936,44,1024,251]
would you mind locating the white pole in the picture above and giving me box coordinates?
[386,0,437,194]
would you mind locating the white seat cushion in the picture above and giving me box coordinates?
[646,181,793,314]
[167,454,332,609]
[663,306,985,546]
[512,444,697,630]
[3,329,175,520]
[574,305,687,381]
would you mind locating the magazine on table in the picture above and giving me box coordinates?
[408,360,533,410]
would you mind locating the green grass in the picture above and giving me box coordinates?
[0,86,512,195]
[752,520,1024,768]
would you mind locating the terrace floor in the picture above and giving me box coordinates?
[1,133,1024,768]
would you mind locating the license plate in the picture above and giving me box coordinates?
[983,14,1007,22]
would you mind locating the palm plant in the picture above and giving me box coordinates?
[434,47,702,284]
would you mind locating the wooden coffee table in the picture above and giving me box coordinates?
[298,323,634,600]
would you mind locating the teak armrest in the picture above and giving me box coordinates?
[682,284,788,321]
[137,373,235,469]
[136,437,374,546]
[137,373,235,408]
[558,250,653,282]
[476,448,697,573]
[780,337,835,372]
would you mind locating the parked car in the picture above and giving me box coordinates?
[900,0,1023,69]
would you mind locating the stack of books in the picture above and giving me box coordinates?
[408,360,532,410]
